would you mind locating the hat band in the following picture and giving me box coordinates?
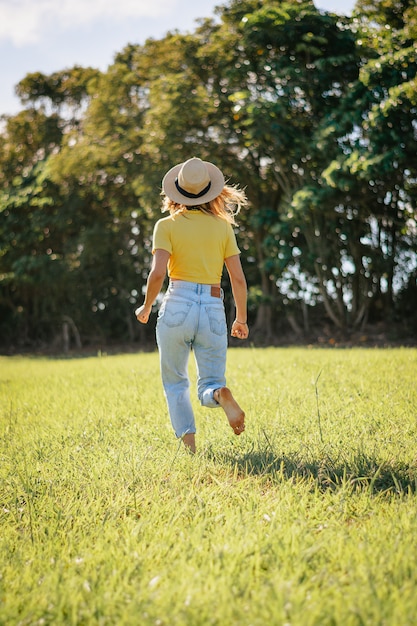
[175,178,212,199]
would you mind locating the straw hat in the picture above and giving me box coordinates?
[162,157,225,205]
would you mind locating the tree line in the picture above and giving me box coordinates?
[1,0,416,351]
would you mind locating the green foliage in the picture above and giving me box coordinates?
[0,0,416,347]
[1,348,417,624]
[15,66,101,110]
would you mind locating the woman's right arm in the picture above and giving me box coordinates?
[135,249,170,324]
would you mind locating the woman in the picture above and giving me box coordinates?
[135,157,249,453]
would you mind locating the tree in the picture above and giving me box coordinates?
[318,0,417,326]
[1,0,416,348]
[202,0,361,336]
[0,108,69,346]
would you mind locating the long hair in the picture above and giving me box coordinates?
[161,184,248,225]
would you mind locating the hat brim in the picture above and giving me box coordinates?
[162,160,225,206]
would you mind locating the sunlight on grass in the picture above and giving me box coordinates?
[1,348,416,625]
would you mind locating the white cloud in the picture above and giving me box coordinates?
[0,0,177,46]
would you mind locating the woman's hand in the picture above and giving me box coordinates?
[135,304,152,324]
[231,320,249,340]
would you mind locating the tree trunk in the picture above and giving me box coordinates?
[62,315,82,351]
[314,262,344,329]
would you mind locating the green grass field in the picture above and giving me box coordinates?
[1,347,417,625]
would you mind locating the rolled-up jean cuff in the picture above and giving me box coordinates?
[200,387,221,408]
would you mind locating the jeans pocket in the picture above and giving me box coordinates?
[158,298,193,327]
[205,306,226,336]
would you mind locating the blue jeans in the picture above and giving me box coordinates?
[156,280,227,438]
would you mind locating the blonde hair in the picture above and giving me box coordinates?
[161,184,248,225]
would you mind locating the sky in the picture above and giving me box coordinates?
[0,0,356,118]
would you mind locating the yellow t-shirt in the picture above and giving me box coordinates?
[152,211,240,284]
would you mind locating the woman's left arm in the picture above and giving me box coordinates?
[225,254,249,340]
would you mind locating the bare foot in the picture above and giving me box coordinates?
[182,433,196,454]
[214,387,245,435]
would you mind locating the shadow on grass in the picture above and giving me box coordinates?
[206,435,417,496]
